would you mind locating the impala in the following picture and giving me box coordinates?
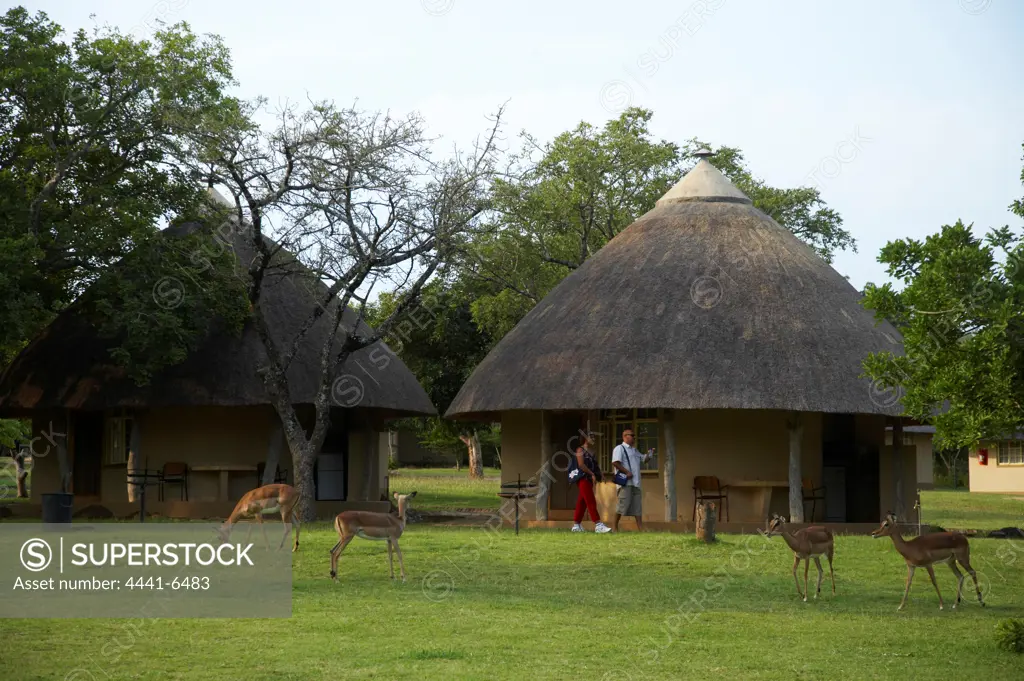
[329,491,417,582]
[871,511,984,611]
[215,483,302,552]
[764,513,836,601]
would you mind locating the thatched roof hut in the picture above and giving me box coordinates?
[0,190,435,420]
[446,154,905,421]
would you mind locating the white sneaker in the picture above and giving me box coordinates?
[571,523,584,532]
[595,522,612,533]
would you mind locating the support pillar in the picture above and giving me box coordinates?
[536,411,551,521]
[892,418,904,520]
[661,408,676,521]
[787,411,804,522]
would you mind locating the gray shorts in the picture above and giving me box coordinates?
[617,485,642,516]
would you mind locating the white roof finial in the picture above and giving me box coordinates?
[656,149,752,206]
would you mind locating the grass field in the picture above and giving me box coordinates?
[1,525,1022,680]
[2,472,1023,679]
[389,467,501,512]
[919,489,1024,531]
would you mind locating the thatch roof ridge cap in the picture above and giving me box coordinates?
[656,157,752,206]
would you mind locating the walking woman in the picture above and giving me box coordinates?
[572,433,612,533]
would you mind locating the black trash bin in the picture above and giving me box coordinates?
[41,492,74,524]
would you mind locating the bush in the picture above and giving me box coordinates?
[995,618,1024,654]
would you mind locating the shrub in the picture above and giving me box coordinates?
[995,618,1024,654]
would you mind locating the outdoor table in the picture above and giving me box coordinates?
[730,479,789,522]
[190,464,258,502]
[498,474,536,536]
[126,469,163,523]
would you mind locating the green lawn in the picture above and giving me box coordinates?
[919,489,1024,531]
[1,524,1022,680]
[3,475,1023,679]
[389,467,502,512]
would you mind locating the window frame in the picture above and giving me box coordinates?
[996,440,1024,466]
[597,409,660,476]
[104,415,133,466]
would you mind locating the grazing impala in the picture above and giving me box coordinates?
[764,514,836,601]
[871,511,984,611]
[330,491,417,582]
[215,484,302,552]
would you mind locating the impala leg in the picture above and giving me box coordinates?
[255,512,271,551]
[393,538,407,582]
[329,534,353,582]
[958,554,985,606]
[827,547,836,595]
[792,554,803,599]
[813,557,824,599]
[387,538,395,580]
[947,558,964,608]
[803,558,810,603]
[898,566,915,611]
[290,510,301,552]
[925,565,944,610]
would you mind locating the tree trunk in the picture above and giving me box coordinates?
[696,501,716,543]
[126,416,142,502]
[536,411,551,521]
[292,442,317,522]
[661,408,676,522]
[263,423,284,486]
[892,419,904,519]
[387,430,398,467]
[787,412,804,523]
[14,451,28,498]
[459,433,484,479]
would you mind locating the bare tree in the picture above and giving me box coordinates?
[200,98,505,521]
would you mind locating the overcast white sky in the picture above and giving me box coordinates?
[25,0,1024,291]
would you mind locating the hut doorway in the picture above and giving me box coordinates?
[314,411,350,501]
[821,414,881,523]
[72,411,104,497]
[548,412,587,511]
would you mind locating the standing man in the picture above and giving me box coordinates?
[611,429,652,532]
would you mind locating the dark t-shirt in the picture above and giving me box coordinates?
[576,448,602,483]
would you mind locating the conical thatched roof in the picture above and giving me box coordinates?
[0,189,436,418]
[446,155,906,421]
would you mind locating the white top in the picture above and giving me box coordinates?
[655,158,752,205]
[612,442,648,488]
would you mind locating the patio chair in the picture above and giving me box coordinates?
[693,475,730,522]
[158,461,189,501]
[256,462,287,487]
[802,478,826,521]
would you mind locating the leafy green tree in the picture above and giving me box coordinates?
[459,107,855,339]
[0,8,250,458]
[861,142,1024,451]
[0,7,244,371]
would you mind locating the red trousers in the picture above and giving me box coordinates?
[574,477,600,523]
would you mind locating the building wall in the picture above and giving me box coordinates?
[878,444,920,518]
[499,408,828,524]
[28,406,384,507]
[968,442,1024,493]
[885,431,934,488]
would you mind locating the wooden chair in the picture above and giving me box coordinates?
[158,462,189,501]
[802,478,826,521]
[693,476,730,522]
[255,462,287,487]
